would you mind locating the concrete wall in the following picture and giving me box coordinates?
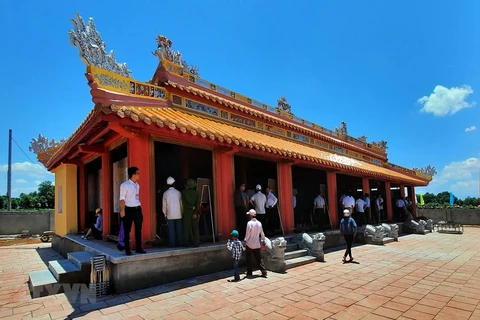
[0,210,54,235]
[418,209,480,225]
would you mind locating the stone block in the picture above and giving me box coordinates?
[299,233,326,262]
[261,237,287,273]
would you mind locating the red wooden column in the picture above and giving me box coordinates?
[385,181,393,221]
[410,186,417,217]
[400,184,405,199]
[213,147,235,240]
[277,160,294,234]
[362,177,370,196]
[101,151,111,239]
[78,163,87,231]
[128,133,153,248]
[327,171,338,228]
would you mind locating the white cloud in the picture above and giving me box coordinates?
[418,85,476,116]
[34,180,42,185]
[465,126,477,132]
[15,179,27,184]
[417,157,479,199]
[0,161,52,179]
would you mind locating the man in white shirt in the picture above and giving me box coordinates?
[364,193,371,224]
[342,191,355,214]
[355,197,366,226]
[119,166,146,255]
[250,185,266,225]
[375,195,384,224]
[265,187,278,235]
[244,209,267,278]
[313,192,326,231]
[162,176,183,247]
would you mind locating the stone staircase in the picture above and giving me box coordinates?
[284,241,317,269]
[28,251,95,298]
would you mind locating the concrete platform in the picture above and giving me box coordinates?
[28,269,63,298]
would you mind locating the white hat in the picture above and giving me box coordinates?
[256,184,261,190]
[246,209,257,216]
[343,209,351,216]
[166,176,175,185]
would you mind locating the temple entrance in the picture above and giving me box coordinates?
[369,179,386,223]
[390,183,401,222]
[111,143,128,236]
[336,173,362,221]
[154,141,214,245]
[233,155,279,235]
[84,157,102,229]
[291,165,329,231]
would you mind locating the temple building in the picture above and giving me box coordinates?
[36,14,432,249]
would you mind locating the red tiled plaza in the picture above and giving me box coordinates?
[1,228,480,320]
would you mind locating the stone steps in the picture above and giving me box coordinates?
[285,249,309,260]
[285,256,317,269]
[29,251,94,299]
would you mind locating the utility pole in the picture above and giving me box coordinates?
[7,129,12,211]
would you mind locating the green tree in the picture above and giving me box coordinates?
[423,192,436,204]
[19,193,35,209]
[37,181,54,208]
[0,196,4,209]
[463,197,479,206]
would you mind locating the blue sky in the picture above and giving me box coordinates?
[0,0,479,199]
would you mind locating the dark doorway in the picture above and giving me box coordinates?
[234,155,278,235]
[336,173,362,221]
[84,157,102,230]
[154,141,214,244]
[111,143,128,236]
[291,165,329,231]
[369,179,386,223]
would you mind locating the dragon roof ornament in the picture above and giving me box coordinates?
[277,96,291,113]
[69,13,132,78]
[153,35,199,77]
[29,134,66,155]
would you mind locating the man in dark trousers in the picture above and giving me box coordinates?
[234,183,249,239]
[244,209,267,278]
[119,166,146,255]
[182,179,201,247]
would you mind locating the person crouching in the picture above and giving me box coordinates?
[227,229,244,282]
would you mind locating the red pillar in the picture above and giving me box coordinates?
[277,161,294,234]
[128,134,153,248]
[385,181,393,221]
[327,171,338,228]
[78,163,87,231]
[213,147,235,240]
[101,152,111,238]
[400,184,405,199]
[410,186,417,217]
[362,177,370,196]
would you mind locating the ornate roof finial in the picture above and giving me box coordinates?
[153,35,199,77]
[69,13,132,78]
[277,96,291,113]
[358,135,368,143]
[29,134,66,155]
[412,165,437,176]
[372,140,388,149]
[335,121,348,136]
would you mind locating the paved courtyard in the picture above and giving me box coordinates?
[1,228,480,320]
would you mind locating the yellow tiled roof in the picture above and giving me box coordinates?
[110,105,428,186]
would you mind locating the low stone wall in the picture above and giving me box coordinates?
[418,209,480,225]
[0,210,54,235]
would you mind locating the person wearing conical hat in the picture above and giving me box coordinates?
[182,178,201,247]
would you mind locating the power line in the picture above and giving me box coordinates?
[11,136,49,175]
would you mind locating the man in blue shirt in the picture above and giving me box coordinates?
[340,209,357,263]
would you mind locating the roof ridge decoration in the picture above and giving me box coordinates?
[29,134,66,155]
[69,13,132,78]
[277,96,292,113]
[153,35,199,77]
[335,121,348,136]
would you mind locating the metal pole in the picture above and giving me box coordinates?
[7,129,12,211]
